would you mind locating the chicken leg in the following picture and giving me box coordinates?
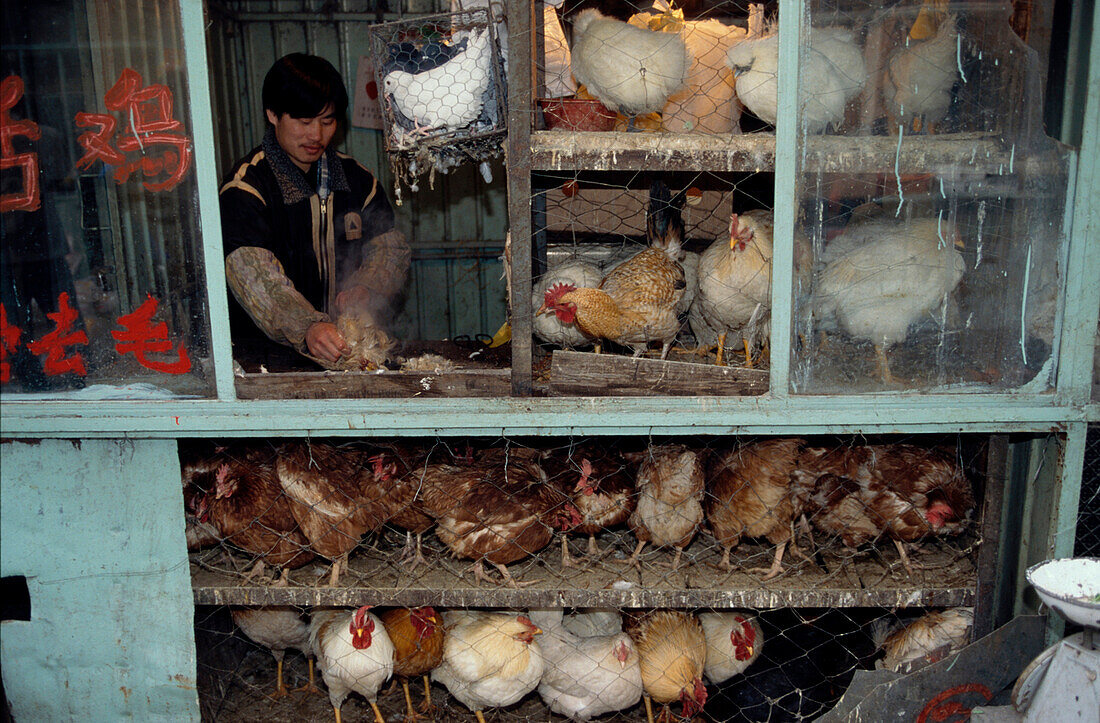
[715,332,727,366]
[745,540,787,581]
[272,656,290,698]
[743,337,754,368]
[623,539,648,570]
[369,700,386,723]
[401,680,422,722]
[417,675,435,714]
[561,533,581,568]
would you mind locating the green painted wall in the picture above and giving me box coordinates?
[0,439,199,721]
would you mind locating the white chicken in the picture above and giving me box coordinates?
[812,212,966,383]
[431,610,544,723]
[533,258,603,348]
[884,14,959,134]
[570,9,690,129]
[310,605,395,723]
[383,27,492,134]
[877,607,973,672]
[697,611,764,684]
[528,608,644,721]
[691,209,812,366]
[725,27,867,132]
[231,606,316,697]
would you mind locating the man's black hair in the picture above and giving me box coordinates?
[262,53,348,121]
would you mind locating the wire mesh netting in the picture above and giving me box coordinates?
[369,8,508,197]
[186,433,993,721]
[1076,425,1100,558]
[524,1,1069,398]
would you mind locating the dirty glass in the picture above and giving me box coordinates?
[1,0,213,398]
[789,0,1068,393]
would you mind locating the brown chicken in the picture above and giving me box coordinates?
[379,606,445,721]
[706,438,805,580]
[182,443,313,583]
[791,444,975,574]
[625,445,705,571]
[275,442,405,586]
[418,454,581,587]
[624,609,708,723]
[538,181,687,359]
[547,443,636,566]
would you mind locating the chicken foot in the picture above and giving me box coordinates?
[622,539,648,570]
[271,657,290,698]
[470,560,540,588]
[892,539,930,576]
[397,531,428,571]
[401,679,424,722]
[744,540,788,581]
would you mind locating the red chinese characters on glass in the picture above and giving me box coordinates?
[0,75,42,213]
[112,294,191,374]
[0,304,23,383]
[75,68,193,192]
[24,292,88,377]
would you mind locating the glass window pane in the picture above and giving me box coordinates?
[1,0,213,397]
[790,1,1068,393]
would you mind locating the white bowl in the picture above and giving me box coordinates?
[1026,557,1100,628]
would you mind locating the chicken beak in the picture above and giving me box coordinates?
[536,302,549,316]
[954,237,965,251]
[747,645,754,658]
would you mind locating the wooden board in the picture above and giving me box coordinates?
[191,526,976,608]
[234,368,511,399]
[548,349,768,396]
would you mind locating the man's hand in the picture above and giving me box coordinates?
[306,321,349,362]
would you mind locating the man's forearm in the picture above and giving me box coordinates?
[226,246,329,352]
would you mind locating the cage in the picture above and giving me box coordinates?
[186,432,1003,721]
[369,8,508,197]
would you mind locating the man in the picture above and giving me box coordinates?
[219,53,409,364]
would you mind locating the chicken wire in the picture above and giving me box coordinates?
[525,1,1068,397]
[369,8,508,197]
[184,433,993,721]
[529,170,778,385]
[1076,425,1100,558]
[193,602,976,722]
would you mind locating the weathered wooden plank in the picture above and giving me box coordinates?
[234,369,511,399]
[530,131,1062,174]
[191,531,976,608]
[549,349,768,396]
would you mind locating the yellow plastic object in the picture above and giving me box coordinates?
[487,322,511,348]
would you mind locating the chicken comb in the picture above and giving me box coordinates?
[544,281,576,306]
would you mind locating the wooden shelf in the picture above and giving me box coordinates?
[190,528,976,609]
[530,130,1060,175]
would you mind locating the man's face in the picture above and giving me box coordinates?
[266,104,338,172]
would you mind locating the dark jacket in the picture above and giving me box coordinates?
[219,128,408,358]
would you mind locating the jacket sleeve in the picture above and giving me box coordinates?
[225,246,329,353]
[342,228,411,309]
